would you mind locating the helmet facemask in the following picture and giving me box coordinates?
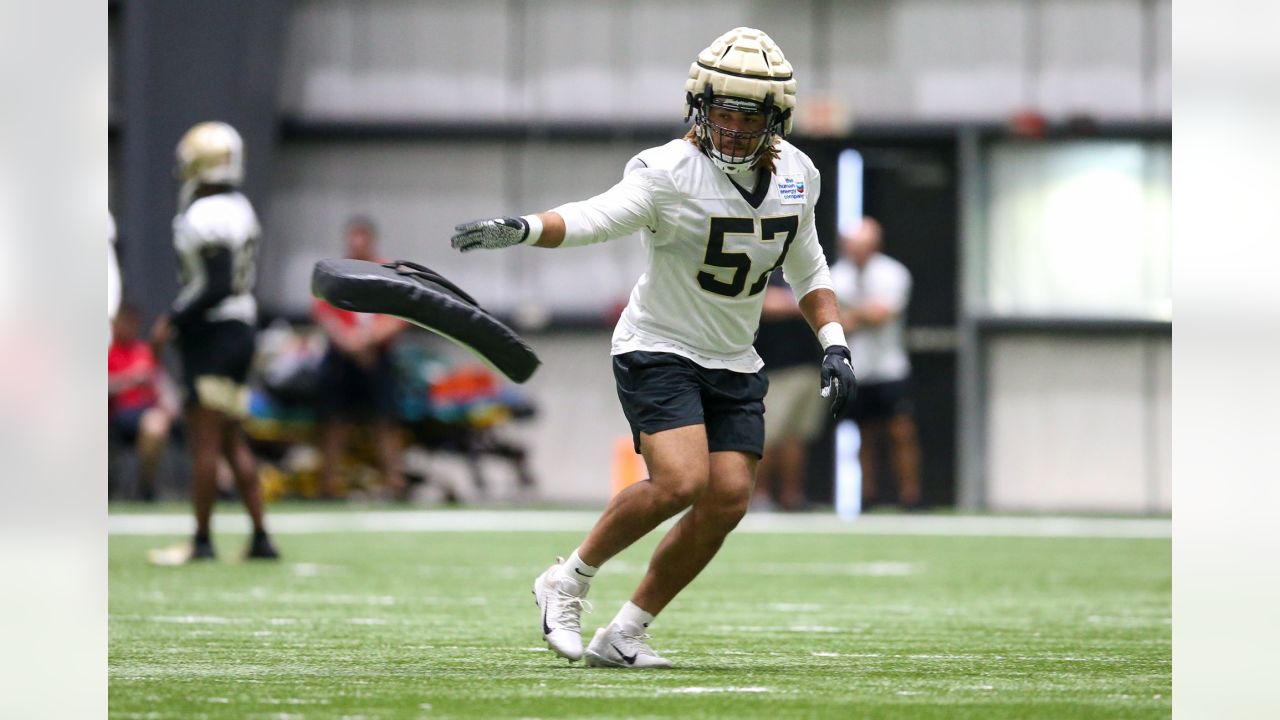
[691,89,785,175]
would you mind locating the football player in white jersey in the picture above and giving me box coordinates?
[832,217,923,508]
[148,121,278,565]
[451,27,856,667]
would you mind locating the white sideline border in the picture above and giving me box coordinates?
[108,511,1170,539]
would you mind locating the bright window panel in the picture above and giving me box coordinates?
[984,140,1171,318]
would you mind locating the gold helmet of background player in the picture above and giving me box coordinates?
[175,121,245,187]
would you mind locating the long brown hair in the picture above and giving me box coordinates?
[683,126,780,175]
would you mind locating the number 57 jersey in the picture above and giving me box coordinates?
[552,138,833,373]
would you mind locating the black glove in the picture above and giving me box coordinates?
[820,345,858,418]
[450,217,530,253]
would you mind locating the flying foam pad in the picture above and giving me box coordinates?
[311,259,541,383]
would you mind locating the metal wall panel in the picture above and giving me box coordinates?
[1150,0,1172,119]
[1036,0,1146,117]
[1150,334,1172,511]
[986,334,1169,512]
[280,0,1170,122]
[280,0,516,120]
[896,0,1031,119]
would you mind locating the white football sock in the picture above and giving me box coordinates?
[561,549,599,584]
[613,600,656,630]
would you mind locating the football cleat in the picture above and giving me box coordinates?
[584,621,673,669]
[532,557,592,661]
[146,536,215,566]
[192,536,216,560]
[245,532,280,560]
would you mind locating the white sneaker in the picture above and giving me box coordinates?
[532,557,591,661]
[584,621,673,669]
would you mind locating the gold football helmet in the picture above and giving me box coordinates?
[684,28,796,174]
[175,121,243,203]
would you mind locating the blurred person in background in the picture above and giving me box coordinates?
[451,27,857,668]
[752,273,824,511]
[831,217,922,509]
[148,121,278,564]
[312,216,409,501]
[108,303,176,502]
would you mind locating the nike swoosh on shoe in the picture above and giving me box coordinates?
[611,644,638,665]
[542,606,552,636]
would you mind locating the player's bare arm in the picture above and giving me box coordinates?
[798,287,840,333]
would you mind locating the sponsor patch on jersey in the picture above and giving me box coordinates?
[778,175,807,204]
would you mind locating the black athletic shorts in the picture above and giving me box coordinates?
[109,406,150,445]
[847,378,914,422]
[176,320,256,410]
[612,350,769,457]
[314,346,400,422]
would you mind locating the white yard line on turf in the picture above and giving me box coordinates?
[108,510,1170,539]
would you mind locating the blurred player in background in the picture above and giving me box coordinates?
[148,121,279,564]
[451,27,856,668]
[752,273,825,511]
[108,303,176,502]
[312,216,409,500]
[832,217,922,508]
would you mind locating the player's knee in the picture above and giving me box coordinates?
[706,496,750,534]
[653,470,708,512]
[665,480,707,512]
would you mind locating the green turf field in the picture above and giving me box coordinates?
[109,521,1170,719]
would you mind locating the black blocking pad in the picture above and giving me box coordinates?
[311,259,541,383]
